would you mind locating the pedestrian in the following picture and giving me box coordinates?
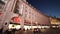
[0,28,3,34]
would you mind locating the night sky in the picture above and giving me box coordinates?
[27,0,60,17]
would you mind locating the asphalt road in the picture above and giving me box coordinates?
[1,28,60,34]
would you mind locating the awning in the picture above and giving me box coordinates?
[11,16,21,23]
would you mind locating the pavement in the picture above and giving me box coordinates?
[1,28,60,34]
[40,28,60,34]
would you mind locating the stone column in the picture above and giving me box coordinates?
[2,0,17,32]
[20,17,24,30]
[31,21,33,29]
[19,3,24,30]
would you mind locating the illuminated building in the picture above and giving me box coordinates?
[50,17,60,25]
[0,0,50,31]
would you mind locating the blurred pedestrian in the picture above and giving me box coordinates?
[0,28,3,34]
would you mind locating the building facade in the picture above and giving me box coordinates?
[0,0,6,30]
[50,17,60,25]
[0,0,50,31]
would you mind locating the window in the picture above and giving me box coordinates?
[32,13,33,15]
[0,0,5,9]
[0,5,3,9]
[25,10,27,12]
[14,8,19,14]
[29,12,31,14]
[14,0,19,14]
[0,4,5,9]
[29,15,30,19]
[25,14,27,17]
[0,0,5,5]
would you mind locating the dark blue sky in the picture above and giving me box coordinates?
[27,0,60,17]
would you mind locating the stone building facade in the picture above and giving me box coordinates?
[50,17,60,25]
[0,0,50,31]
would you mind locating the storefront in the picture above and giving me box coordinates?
[9,16,21,30]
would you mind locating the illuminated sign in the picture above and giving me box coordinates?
[12,16,21,23]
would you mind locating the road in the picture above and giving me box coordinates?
[2,28,60,34]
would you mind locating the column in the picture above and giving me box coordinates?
[31,21,33,29]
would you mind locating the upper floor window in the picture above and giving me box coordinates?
[25,9,27,12]
[0,0,5,9]
[25,13,27,17]
[14,0,19,14]
[0,0,5,4]
[29,12,31,14]
[14,8,19,14]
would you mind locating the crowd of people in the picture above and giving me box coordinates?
[0,28,42,34]
[0,27,60,34]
